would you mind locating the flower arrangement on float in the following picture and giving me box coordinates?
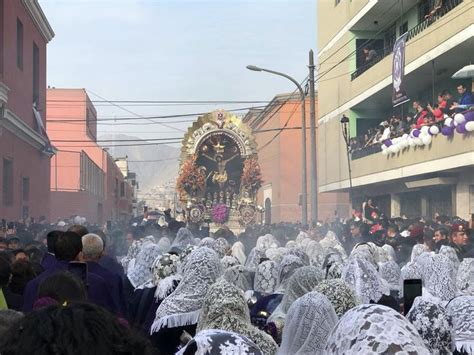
[211,203,229,224]
[176,154,206,200]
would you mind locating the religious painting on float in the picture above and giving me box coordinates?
[176,110,263,231]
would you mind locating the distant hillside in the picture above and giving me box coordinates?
[99,134,180,192]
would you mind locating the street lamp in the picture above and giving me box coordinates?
[340,115,353,213]
[247,65,308,225]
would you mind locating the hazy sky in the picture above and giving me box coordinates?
[41,0,316,142]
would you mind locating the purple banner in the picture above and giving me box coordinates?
[392,33,410,107]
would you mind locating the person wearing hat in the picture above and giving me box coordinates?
[449,223,469,260]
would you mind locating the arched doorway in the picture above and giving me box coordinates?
[264,198,271,225]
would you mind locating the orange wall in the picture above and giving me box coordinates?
[254,96,349,223]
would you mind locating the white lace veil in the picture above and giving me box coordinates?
[446,295,474,353]
[342,257,388,304]
[268,266,323,325]
[176,329,263,355]
[419,253,457,301]
[457,258,474,295]
[314,279,358,317]
[274,254,305,294]
[253,260,278,296]
[151,247,222,333]
[197,279,277,355]
[127,242,162,289]
[406,297,455,353]
[222,265,253,292]
[325,304,430,354]
[279,291,338,355]
[231,241,247,265]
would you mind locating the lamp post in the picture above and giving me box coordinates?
[247,65,308,225]
[340,115,353,213]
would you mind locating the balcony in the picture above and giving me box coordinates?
[350,0,464,81]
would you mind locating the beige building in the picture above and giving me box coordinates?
[317,0,474,221]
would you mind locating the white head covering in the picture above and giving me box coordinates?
[254,260,278,296]
[278,292,338,355]
[342,257,388,304]
[305,240,325,267]
[231,241,246,265]
[170,227,196,252]
[419,253,457,302]
[320,231,347,259]
[151,247,221,333]
[245,247,265,271]
[379,260,401,292]
[222,265,253,292]
[220,255,240,270]
[275,254,305,294]
[268,266,323,325]
[314,279,358,317]
[381,244,396,262]
[127,243,162,289]
[406,297,455,353]
[156,237,171,253]
[446,295,474,353]
[457,258,474,295]
[439,245,460,270]
[265,247,286,264]
[285,240,296,249]
[411,244,429,263]
[325,304,430,354]
[197,279,277,355]
[176,329,263,355]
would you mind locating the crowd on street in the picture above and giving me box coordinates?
[0,206,473,354]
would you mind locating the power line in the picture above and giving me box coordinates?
[46,105,267,123]
[86,89,185,133]
[54,140,182,148]
[46,99,271,104]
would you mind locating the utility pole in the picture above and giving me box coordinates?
[309,50,318,224]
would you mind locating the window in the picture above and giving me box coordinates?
[399,21,408,36]
[22,177,29,201]
[120,181,125,197]
[33,42,39,104]
[16,19,23,69]
[2,158,13,206]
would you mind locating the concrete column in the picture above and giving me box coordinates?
[390,193,400,217]
[455,178,471,221]
[420,194,428,218]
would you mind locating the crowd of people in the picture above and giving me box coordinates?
[0,208,473,354]
[350,84,474,156]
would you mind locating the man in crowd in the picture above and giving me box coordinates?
[41,230,62,270]
[81,233,125,315]
[449,223,469,260]
[433,227,450,251]
[22,232,118,314]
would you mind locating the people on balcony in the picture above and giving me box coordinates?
[452,84,474,113]
[362,46,378,66]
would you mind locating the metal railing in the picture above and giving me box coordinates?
[350,0,464,81]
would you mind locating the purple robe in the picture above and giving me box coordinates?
[86,261,125,316]
[41,253,57,270]
[99,254,124,277]
[23,261,118,314]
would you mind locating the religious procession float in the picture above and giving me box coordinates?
[176,110,263,232]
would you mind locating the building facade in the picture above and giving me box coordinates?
[244,93,348,223]
[0,0,54,221]
[47,88,135,224]
[317,0,474,220]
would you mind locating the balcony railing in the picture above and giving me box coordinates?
[350,0,463,81]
